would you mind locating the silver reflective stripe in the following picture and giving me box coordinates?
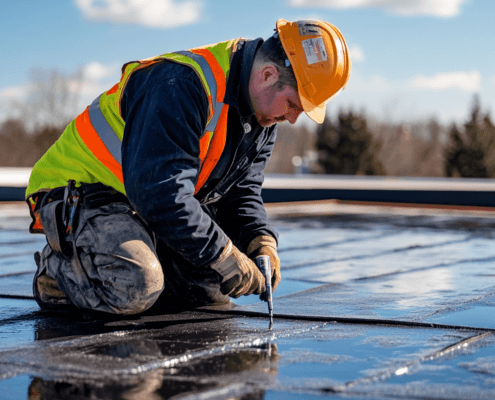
[88,95,122,164]
[206,102,223,131]
[175,50,224,132]
[175,51,218,109]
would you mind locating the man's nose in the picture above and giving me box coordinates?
[287,110,302,124]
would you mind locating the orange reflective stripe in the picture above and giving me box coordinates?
[88,96,122,164]
[194,104,229,193]
[75,107,124,183]
[198,132,211,164]
[190,48,229,194]
[191,49,226,103]
[106,83,119,96]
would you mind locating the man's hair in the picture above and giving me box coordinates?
[254,35,297,91]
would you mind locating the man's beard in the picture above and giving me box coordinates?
[255,113,276,127]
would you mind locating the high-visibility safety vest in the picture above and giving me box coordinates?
[26,39,242,207]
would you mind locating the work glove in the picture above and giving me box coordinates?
[247,235,281,294]
[210,239,266,298]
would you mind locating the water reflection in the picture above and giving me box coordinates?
[373,267,453,309]
[27,312,279,399]
[27,343,278,399]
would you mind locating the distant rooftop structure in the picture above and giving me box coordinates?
[3,168,495,207]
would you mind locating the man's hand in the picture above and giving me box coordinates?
[209,240,266,298]
[247,235,281,292]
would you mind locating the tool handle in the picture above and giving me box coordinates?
[255,255,272,303]
[255,255,274,330]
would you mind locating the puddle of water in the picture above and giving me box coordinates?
[273,325,466,385]
[0,253,37,276]
[266,392,401,400]
[231,279,320,306]
[426,305,495,329]
[0,374,31,399]
[0,231,34,244]
[0,320,473,399]
[0,233,45,257]
[0,374,219,400]
[251,258,495,323]
[373,307,422,319]
[238,281,416,321]
[0,298,39,350]
[266,393,328,400]
[282,240,495,285]
[280,229,464,271]
[0,273,33,297]
[278,227,370,249]
[384,335,495,392]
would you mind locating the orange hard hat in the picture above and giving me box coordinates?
[276,19,351,124]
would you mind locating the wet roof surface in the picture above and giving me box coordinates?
[2,202,495,399]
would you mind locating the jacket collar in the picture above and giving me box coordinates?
[224,38,263,119]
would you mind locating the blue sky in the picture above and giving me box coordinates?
[1,0,494,126]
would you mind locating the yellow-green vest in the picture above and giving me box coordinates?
[26,39,242,218]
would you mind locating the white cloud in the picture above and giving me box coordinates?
[324,66,488,124]
[344,69,396,93]
[0,61,120,107]
[0,84,30,102]
[0,62,123,125]
[409,71,481,92]
[74,0,203,28]
[82,61,120,81]
[72,61,122,103]
[289,0,468,17]
[349,46,364,63]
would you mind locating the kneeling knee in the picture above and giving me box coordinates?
[103,260,165,315]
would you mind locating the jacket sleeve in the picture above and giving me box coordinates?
[212,126,279,253]
[120,62,229,268]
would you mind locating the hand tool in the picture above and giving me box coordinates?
[255,255,274,330]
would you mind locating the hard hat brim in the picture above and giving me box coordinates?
[305,105,326,124]
[301,96,326,124]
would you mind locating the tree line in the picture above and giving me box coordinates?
[1,68,494,178]
[267,95,495,178]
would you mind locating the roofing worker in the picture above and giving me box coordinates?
[26,19,351,314]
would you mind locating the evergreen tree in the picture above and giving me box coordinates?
[316,109,384,175]
[445,95,495,177]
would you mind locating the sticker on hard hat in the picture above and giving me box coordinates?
[301,37,328,65]
[298,21,322,36]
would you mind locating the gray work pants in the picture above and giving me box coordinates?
[38,202,229,314]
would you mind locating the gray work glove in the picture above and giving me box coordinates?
[210,239,266,298]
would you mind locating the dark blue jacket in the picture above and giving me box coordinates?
[120,38,278,269]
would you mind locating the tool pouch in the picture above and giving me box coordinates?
[38,181,151,258]
[39,199,73,259]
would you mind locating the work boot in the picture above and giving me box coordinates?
[32,251,73,310]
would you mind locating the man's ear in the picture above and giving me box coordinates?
[257,64,279,90]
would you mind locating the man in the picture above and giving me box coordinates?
[26,19,351,314]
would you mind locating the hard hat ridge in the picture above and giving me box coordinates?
[272,32,291,67]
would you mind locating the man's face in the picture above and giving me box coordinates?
[249,65,304,127]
